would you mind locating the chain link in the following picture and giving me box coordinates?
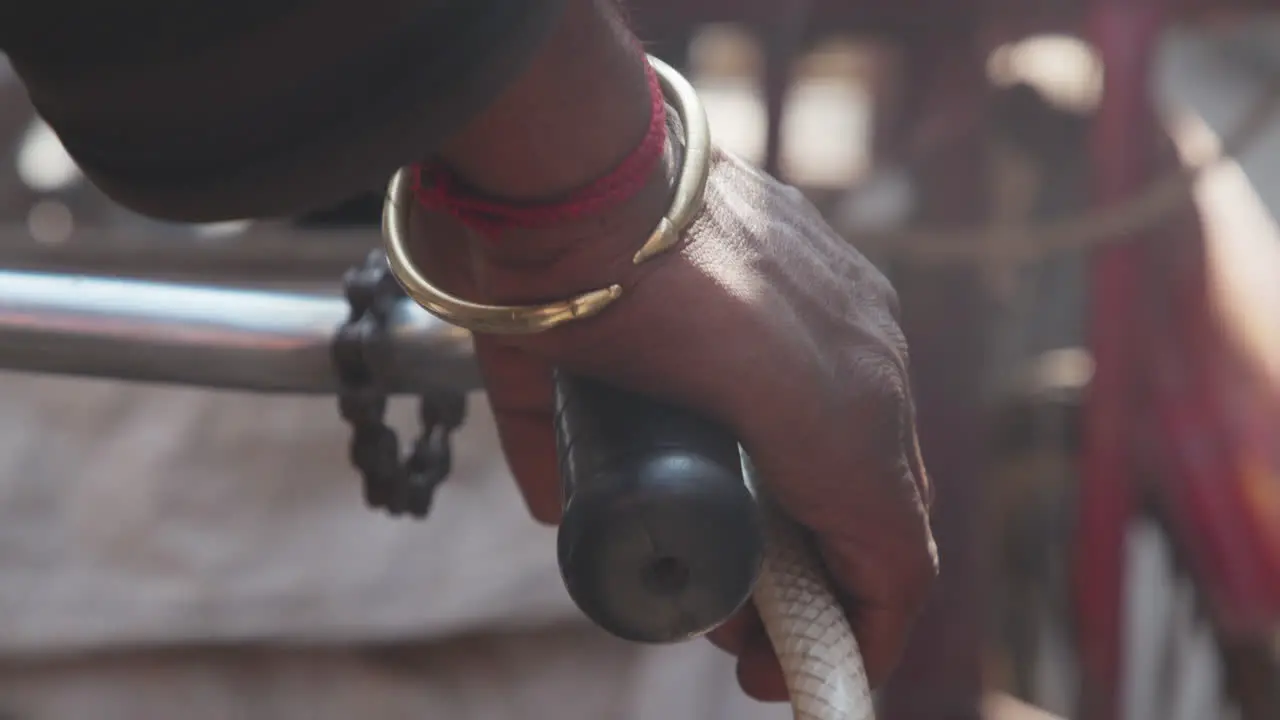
[332,249,467,518]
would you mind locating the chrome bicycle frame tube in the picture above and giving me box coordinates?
[0,270,481,394]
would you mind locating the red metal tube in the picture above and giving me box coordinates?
[1074,1,1166,718]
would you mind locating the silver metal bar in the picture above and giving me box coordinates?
[0,224,375,281]
[0,270,481,394]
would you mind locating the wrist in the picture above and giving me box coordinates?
[406,0,683,287]
[407,118,684,306]
[389,46,714,335]
[414,59,668,245]
[436,0,654,201]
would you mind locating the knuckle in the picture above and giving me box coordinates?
[850,267,910,368]
[849,345,908,401]
[869,269,902,323]
[911,442,935,513]
[851,259,901,322]
[894,531,940,612]
[845,346,911,447]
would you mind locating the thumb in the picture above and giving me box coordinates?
[406,205,565,525]
[474,337,563,525]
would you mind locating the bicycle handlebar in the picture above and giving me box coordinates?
[0,270,480,394]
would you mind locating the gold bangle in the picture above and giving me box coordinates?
[380,55,712,336]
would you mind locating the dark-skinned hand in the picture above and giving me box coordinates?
[409,145,937,702]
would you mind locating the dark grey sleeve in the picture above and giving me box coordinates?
[1,1,570,221]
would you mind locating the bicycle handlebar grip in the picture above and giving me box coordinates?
[553,369,764,644]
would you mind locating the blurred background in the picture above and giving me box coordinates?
[2,3,1280,719]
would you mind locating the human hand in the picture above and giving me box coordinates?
[408,146,937,701]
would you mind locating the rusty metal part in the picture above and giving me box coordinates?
[332,249,468,518]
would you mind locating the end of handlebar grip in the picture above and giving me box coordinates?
[553,370,763,644]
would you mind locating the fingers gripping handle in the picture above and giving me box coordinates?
[553,369,764,643]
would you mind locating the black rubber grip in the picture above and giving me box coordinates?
[553,369,764,643]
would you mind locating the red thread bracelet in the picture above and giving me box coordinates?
[411,60,668,235]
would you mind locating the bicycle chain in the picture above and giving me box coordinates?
[332,249,466,518]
